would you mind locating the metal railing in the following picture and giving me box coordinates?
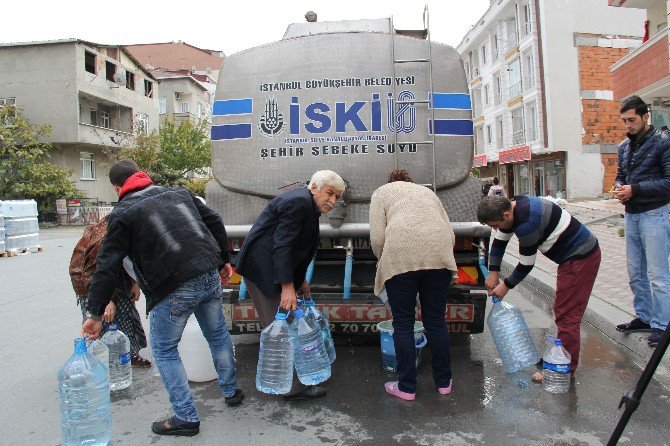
[512,129,526,146]
[504,31,518,52]
[521,21,532,38]
[523,74,535,92]
[508,81,522,99]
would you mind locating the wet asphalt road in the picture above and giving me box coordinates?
[2,227,669,446]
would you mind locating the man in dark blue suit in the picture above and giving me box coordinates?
[236,170,345,400]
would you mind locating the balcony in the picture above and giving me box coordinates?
[509,81,523,99]
[523,74,536,92]
[611,27,669,101]
[504,32,519,53]
[512,129,526,146]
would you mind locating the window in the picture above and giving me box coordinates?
[521,4,532,36]
[486,125,492,144]
[125,72,135,90]
[523,53,535,91]
[496,116,504,148]
[508,58,522,98]
[493,34,499,60]
[528,105,538,141]
[105,61,116,82]
[80,153,96,180]
[181,101,190,114]
[511,107,525,146]
[159,97,167,114]
[197,102,202,118]
[136,113,149,135]
[484,84,490,106]
[90,109,98,126]
[144,79,153,98]
[101,111,110,129]
[85,51,96,74]
[481,44,487,65]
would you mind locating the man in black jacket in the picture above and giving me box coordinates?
[236,170,345,400]
[82,160,243,437]
[614,96,670,348]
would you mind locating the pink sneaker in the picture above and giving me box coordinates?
[438,380,452,395]
[384,381,416,401]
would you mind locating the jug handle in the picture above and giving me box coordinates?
[415,333,428,349]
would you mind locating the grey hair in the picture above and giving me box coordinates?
[308,170,346,192]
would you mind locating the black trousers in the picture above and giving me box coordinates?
[385,268,453,393]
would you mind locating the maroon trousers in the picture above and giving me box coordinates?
[554,246,601,372]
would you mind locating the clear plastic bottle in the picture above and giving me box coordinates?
[101,324,132,391]
[58,338,111,446]
[88,339,109,372]
[487,297,541,373]
[291,308,331,385]
[542,337,571,394]
[304,297,336,364]
[256,308,295,394]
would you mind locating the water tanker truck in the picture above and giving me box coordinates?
[208,11,491,335]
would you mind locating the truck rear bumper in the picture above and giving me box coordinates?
[223,290,486,335]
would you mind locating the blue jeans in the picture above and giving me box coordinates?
[150,270,237,422]
[625,204,670,330]
[385,268,453,394]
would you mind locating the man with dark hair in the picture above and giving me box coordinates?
[82,160,243,437]
[477,195,601,377]
[614,95,670,347]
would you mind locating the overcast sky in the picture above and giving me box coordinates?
[2,0,491,54]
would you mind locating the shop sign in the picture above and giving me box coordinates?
[499,145,531,164]
[473,154,487,167]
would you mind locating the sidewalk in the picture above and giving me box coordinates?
[499,198,670,385]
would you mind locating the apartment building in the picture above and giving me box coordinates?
[610,1,670,134]
[152,68,215,128]
[457,0,644,198]
[0,39,159,202]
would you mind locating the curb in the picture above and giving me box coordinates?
[501,259,670,389]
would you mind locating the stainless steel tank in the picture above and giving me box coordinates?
[208,18,481,226]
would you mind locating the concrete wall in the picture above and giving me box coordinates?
[0,43,79,142]
[50,144,117,203]
[157,77,210,123]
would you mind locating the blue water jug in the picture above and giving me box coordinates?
[542,336,571,393]
[487,296,541,373]
[304,297,336,364]
[291,308,331,385]
[58,338,111,446]
[256,307,295,394]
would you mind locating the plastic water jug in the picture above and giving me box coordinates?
[376,320,427,372]
[256,308,294,394]
[179,315,217,382]
[58,338,111,446]
[291,308,331,385]
[487,297,541,373]
[101,324,132,391]
[542,336,571,393]
[88,339,109,372]
[304,297,336,364]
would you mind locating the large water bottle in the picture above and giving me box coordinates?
[304,297,336,364]
[291,308,331,385]
[256,308,294,394]
[58,338,111,446]
[88,339,109,372]
[487,296,541,373]
[101,324,132,391]
[542,336,571,394]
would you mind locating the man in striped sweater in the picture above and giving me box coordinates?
[477,195,601,376]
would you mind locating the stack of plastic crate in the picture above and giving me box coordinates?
[1,200,40,253]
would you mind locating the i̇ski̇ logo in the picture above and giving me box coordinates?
[258,97,284,137]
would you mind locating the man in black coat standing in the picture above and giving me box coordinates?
[236,170,345,400]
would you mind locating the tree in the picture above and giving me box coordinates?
[119,117,211,191]
[0,106,81,213]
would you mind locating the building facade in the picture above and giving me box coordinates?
[151,68,215,128]
[0,39,159,203]
[610,0,670,131]
[457,0,644,198]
